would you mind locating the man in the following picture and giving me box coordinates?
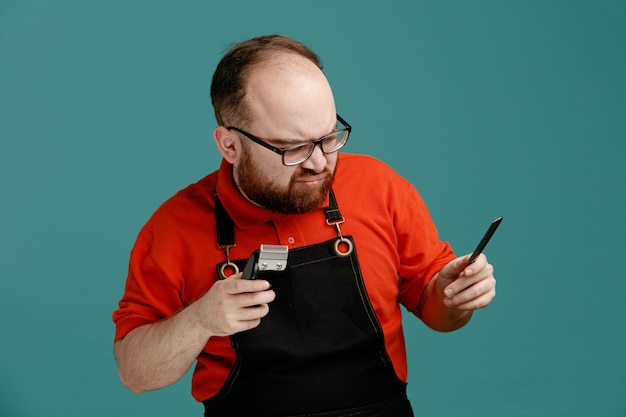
[113,34,496,417]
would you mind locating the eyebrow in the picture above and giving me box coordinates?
[268,121,340,147]
[267,137,304,147]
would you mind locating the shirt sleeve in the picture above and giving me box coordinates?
[112,227,185,342]
[395,179,456,313]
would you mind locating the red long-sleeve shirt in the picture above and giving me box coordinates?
[113,153,455,402]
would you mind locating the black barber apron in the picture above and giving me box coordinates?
[205,191,413,417]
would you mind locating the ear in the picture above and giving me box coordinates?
[213,126,240,164]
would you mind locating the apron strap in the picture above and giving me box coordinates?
[215,192,238,276]
[324,189,343,223]
[324,189,353,257]
[214,192,235,248]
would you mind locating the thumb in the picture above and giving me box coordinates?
[439,255,470,281]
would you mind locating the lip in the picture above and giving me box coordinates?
[296,175,325,188]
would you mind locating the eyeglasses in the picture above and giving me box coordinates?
[227,114,351,166]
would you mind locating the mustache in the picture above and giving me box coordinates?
[298,168,329,178]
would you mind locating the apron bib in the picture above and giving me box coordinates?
[204,191,413,417]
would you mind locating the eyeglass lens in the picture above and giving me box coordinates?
[283,130,349,165]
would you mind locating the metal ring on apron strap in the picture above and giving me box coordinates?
[219,261,239,279]
[327,210,352,257]
[333,237,353,257]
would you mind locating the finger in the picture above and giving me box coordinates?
[236,289,276,308]
[446,260,493,295]
[240,303,271,321]
[223,274,272,295]
[216,299,272,335]
[463,253,489,276]
[454,288,496,310]
[445,276,496,309]
[463,262,494,286]
[439,255,471,281]
[229,302,273,333]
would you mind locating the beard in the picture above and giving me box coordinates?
[235,150,336,214]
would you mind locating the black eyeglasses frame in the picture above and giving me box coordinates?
[226,114,351,166]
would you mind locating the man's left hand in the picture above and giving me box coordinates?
[437,254,496,311]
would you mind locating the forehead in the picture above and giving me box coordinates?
[244,54,337,139]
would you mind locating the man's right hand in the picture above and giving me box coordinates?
[195,273,276,337]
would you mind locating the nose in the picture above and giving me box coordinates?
[300,143,327,173]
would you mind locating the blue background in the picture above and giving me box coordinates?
[1,1,624,416]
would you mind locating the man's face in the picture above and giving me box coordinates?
[231,54,339,214]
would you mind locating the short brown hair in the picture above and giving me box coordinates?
[210,34,322,127]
